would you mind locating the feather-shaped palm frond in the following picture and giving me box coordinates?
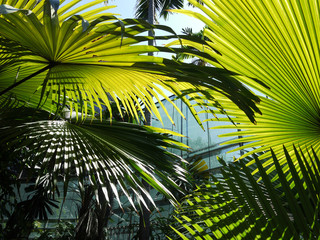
[169,0,320,169]
[0,0,261,126]
[135,0,184,20]
[170,146,320,239]
[0,107,189,209]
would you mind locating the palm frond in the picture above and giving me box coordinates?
[170,145,320,239]
[0,107,189,210]
[135,0,184,21]
[0,0,115,21]
[169,0,320,167]
[0,0,261,126]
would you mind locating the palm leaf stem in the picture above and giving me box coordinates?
[0,64,52,96]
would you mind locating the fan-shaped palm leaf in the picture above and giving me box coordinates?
[0,0,262,126]
[170,146,320,239]
[0,1,179,122]
[0,107,189,209]
[169,0,320,170]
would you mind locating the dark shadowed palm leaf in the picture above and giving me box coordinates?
[3,183,59,239]
[0,107,189,209]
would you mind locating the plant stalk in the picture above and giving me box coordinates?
[0,64,52,96]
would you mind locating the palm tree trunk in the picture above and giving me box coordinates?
[139,1,154,239]
[147,0,154,52]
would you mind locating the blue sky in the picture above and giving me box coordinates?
[104,0,205,61]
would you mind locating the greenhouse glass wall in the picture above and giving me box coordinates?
[151,95,242,170]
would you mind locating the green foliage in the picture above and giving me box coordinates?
[0,0,261,126]
[0,0,265,238]
[173,27,209,66]
[171,146,320,239]
[0,156,19,220]
[0,106,191,210]
[135,0,184,20]
[0,0,263,212]
[170,0,320,167]
[2,184,59,239]
[166,5,320,239]
[34,221,75,240]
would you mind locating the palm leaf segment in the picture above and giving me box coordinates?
[170,0,320,166]
[0,0,262,125]
[170,146,320,239]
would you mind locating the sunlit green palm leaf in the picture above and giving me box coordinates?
[0,0,115,21]
[170,146,320,239]
[170,0,320,168]
[0,107,189,210]
[0,0,261,126]
[0,5,179,122]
